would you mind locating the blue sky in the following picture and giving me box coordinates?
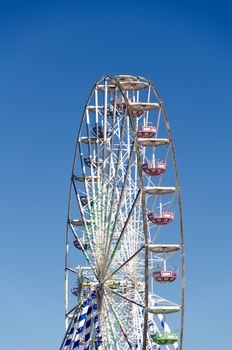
[0,0,231,348]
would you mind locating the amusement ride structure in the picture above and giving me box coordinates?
[60,75,184,350]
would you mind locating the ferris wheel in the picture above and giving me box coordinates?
[60,75,184,350]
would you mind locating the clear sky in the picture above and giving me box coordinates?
[0,0,231,349]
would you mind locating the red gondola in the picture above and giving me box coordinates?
[137,126,157,138]
[152,269,177,283]
[148,211,174,225]
[142,161,166,176]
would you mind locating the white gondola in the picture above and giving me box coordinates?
[149,305,181,314]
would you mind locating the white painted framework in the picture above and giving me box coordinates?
[63,75,184,350]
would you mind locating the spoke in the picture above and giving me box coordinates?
[65,305,77,319]
[60,305,80,350]
[68,222,99,281]
[104,245,144,283]
[100,80,108,249]
[103,95,117,257]
[104,189,141,274]
[103,107,127,246]
[94,87,101,242]
[66,267,78,274]
[109,288,145,310]
[105,297,120,350]
[104,291,133,349]
[104,142,135,264]
[85,108,100,249]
